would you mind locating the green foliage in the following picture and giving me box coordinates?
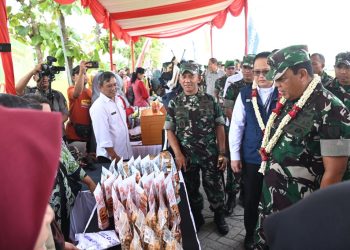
[7,0,163,72]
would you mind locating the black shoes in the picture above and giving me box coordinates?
[244,236,255,250]
[225,193,237,216]
[214,212,229,235]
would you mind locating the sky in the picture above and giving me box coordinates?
[160,0,350,70]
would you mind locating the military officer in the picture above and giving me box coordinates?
[255,45,350,248]
[310,53,334,86]
[164,62,229,235]
[325,52,350,108]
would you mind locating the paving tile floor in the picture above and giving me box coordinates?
[197,185,246,250]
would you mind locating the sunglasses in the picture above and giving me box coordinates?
[253,69,269,76]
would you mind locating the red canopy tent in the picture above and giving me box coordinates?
[0,0,248,93]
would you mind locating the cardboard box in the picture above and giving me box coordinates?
[140,106,166,145]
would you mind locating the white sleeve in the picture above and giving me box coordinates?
[223,71,243,98]
[229,92,246,160]
[90,104,113,148]
[167,65,179,90]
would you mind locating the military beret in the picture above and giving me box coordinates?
[266,45,310,81]
[335,52,350,67]
[180,62,200,75]
[242,54,255,68]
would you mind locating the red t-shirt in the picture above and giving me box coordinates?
[65,86,92,141]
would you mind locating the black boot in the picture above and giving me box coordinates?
[214,211,229,235]
[225,193,236,216]
[244,235,255,250]
[192,210,205,232]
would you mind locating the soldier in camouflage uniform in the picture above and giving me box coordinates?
[213,60,241,215]
[222,54,255,213]
[255,45,350,249]
[311,53,334,86]
[214,60,236,103]
[164,62,230,235]
[325,52,350,108]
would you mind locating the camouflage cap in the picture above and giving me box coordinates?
[224,60,236,68]
[180,62,200,75]
[335,52,350,67]
[242,54,255,68]
[266,45,310,81]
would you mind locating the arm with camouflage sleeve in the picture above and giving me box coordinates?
[223,84,238,121]
[213,97,226,154]
[320,102,350,187]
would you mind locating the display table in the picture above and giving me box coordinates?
[70,164,200,250]
[130,141,162,158]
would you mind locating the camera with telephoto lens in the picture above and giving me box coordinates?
[39,56,65,82]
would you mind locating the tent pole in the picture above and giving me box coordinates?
[109,17,113,71]
[244,0,248,55]
[210,22,213,58]
[131,40,135,72]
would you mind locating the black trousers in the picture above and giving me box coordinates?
[97,156,111,164]
[242,162,263,238]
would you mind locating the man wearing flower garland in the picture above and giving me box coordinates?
[165,62,229,235]
[229,51,278,250]
[325,52,350,108]
[255,45,350,248]
[223,54,255,209]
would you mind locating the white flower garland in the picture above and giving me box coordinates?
[258,75,321,175]
[251,80,266,131]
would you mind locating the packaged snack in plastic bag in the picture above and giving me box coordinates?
[146,185,157,231]
[119,174,136,204]
[113,174,123,201]
[135,183,148,216]
[134,155,142,173]
[119,211,132,250]
[150,155,160,168]
[112,185,125,234]
[140,172,154,196]
[104,174,117,218]
[164,173,180,224]
[140,155,151,176]
[109,158,116,174]
[130,227,142,250]
[159,151,172,174]
[102,167,113,179]
[93,183,109,230]
[130,164,141,183]
[126,188,138,224]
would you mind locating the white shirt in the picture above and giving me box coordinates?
[229,85,275,160]
[223,71,243,98]
[90,92,133,159]
[205,69,225,96]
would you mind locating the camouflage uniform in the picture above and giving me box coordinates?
[325,53,350,109]
[164,91,226,212]
[256,45,350,248]
[320,70,334,87]
[223,55,255,197]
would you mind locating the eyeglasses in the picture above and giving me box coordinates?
[253,69,270,76]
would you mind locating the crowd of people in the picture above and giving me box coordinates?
[1,44,350,250]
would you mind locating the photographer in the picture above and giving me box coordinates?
[66,61,93,152]
[15,62,69,124]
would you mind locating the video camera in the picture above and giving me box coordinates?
[39,56,65,82]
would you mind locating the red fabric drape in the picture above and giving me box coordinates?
[0,0,15,94]
[53,0,75,4]
[210,22,213,57]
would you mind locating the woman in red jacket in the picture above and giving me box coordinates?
[131,67,149,107]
